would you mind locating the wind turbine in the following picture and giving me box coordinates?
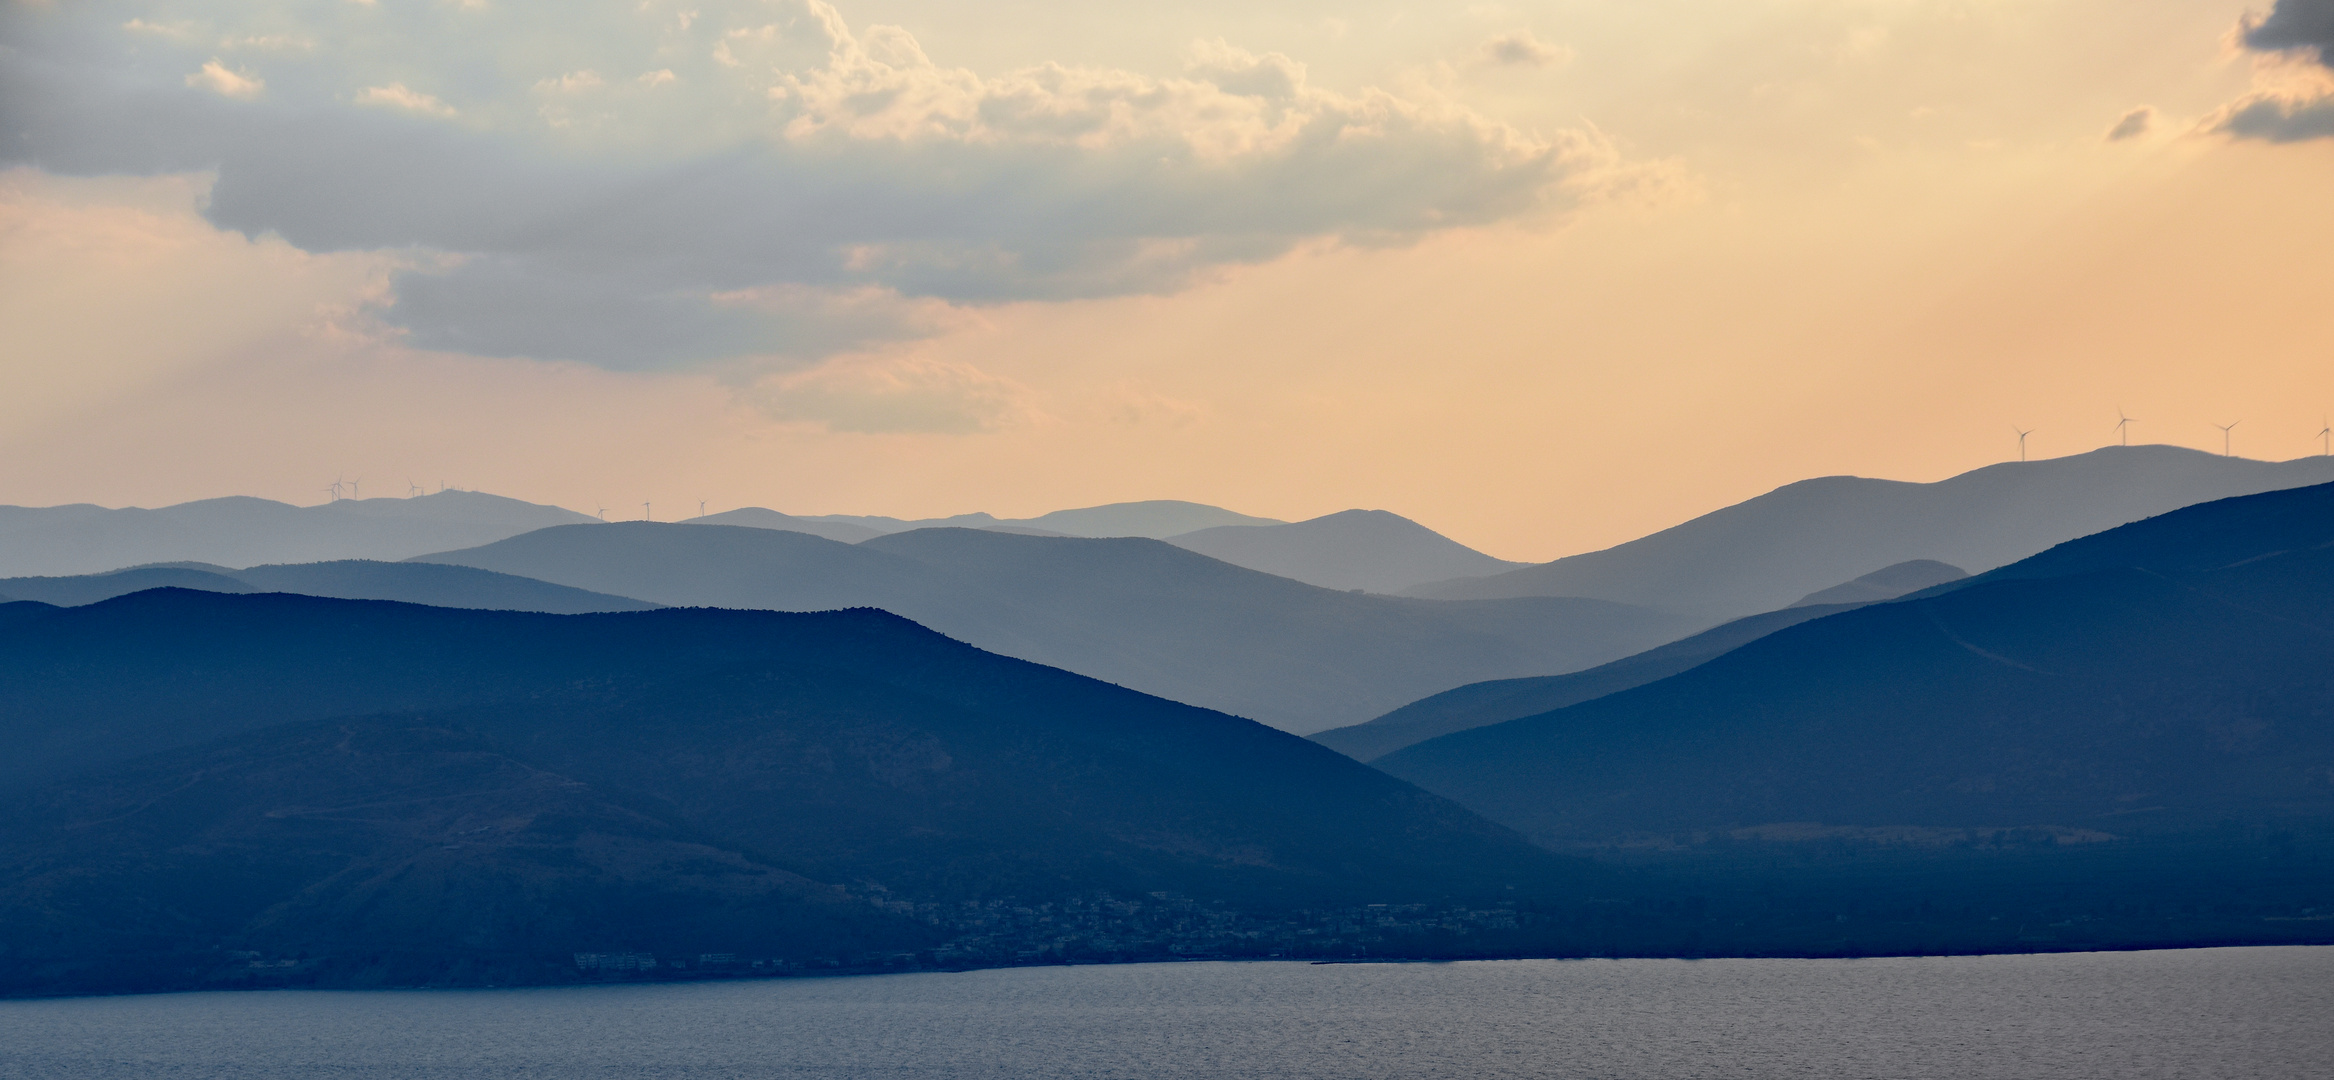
[2113,409,2135,447]
[2012,426,2034,463]
[642,501,652,522]
[408,479,423,498]
[2214,421,2240,458]
[2318,416,2330,456]
[698,498,708,519]
[329,475,346,501]
[349,477,363,500]
[595,505,608,520]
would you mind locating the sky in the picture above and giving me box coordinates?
[3,0,2332,560]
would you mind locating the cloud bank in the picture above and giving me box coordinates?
[0,0,1620,376]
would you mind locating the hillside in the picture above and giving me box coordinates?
[1376,481,2334,848]
[0,491,597,577]
[789,500,1284,539]
[1403,446,2334,622]
[413,524,1693,733]
[1308,601,1865,762]
[1166,509,1524,593]
[0,560,655,613]
[0,590,1576,995]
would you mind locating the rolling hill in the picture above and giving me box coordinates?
[0,560,655,613]
[411,524,1693,733]
[1403,446,2334,622]
[0,590,1575,994]
[0,491,597,578]
[782,500,1284,539]
[1165,509,1525,593]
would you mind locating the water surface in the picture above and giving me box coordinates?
[4,947,2327,1078]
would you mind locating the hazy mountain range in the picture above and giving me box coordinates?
[411,524,1692,733]
[0,560,655,614]
[1378,479,2334,848]
[1163,509,1527,593]
[1404,446,2334,622]
[0,592,1574,995]
[0,491,595,578]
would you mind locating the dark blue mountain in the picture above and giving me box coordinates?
[0,590,1578,995]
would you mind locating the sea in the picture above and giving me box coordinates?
[3,947,2327,1078]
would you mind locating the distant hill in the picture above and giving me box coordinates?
[0,491,597,577]
[1308,601,1865,761]
[0,591,1573,994]
[412,524,1693,733]
[685,507,888,543]
[0,560,654,614]
[1789,559,1965,607]
[1403,446,2334,622]
[788,500,1284,539]
[1376,480,2334,849]
[1166,510,1524,593]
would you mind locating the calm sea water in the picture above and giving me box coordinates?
[3,947,2327,1079]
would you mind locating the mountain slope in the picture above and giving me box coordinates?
[1167,509,1524,593]
[1308,601,1866,762]
[1403,446,2334,621]
[0,590,1575,993]
[413,524,1693,733]
[0,560,655,613]
[1376,481,2334,848]
[790,500,1284,539]
[1790,559,1965,607]
[0,491,597,577]
[685,507,888,543]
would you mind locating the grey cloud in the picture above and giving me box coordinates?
[2216,0,2334,142]
[2103,106,2152,141]
[2243,0,2334,64]
[2214,94,2334,141]
[0,1,1596,371]
[1481,31,1567,68]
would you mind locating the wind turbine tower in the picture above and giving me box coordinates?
[2319,416,2330,456]
[2013,426,2034,463]
[643,501,652,522]
[2113,410,2135,447]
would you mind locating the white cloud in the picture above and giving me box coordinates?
[185,59,264,100]
[354,83,457,116]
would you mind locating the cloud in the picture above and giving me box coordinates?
[355,83,456,116]
[2104,106,2153,141]
[2215,0,2334,140]
[0,0,1621,374]
[185,59,262,99]
[2241,0,2334,65]
[1479,31,1569,69]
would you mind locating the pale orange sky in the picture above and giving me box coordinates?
[4,0,2331,560]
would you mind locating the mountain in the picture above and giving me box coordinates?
[0,561,655,614]
[789,500,1283,539]
[0,590,1574,994]
[0,491,598,578]
[1166,509,1525,593]
[1374,480,2334,849]
[1789,559,1965,607]
[412,524,1694,733]
[685,507,888,543]
[1308,601,1866,762]
[1402,446,2334,622]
